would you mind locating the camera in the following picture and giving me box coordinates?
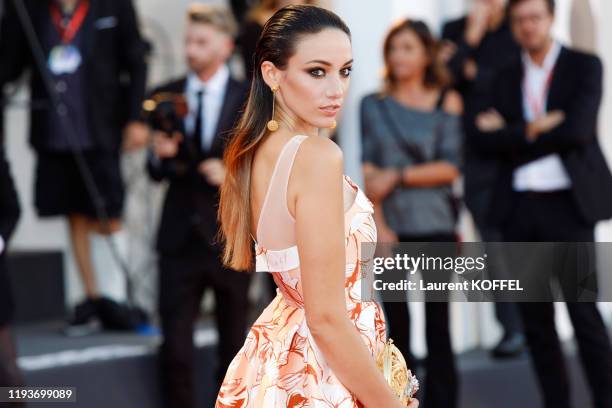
[142,92,188,136]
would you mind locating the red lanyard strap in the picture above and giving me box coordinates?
[523,66,554,118]
[50,0,90,44]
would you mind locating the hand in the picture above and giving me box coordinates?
[375,225,398,259]
[123,121,150,151]
[153,131,183,159]
[526,110,565,142]
[463,58,478,81]
[198,158,226,186]
[378,225,398,245]
[465,1,491,47]
[368,168,401,202]
[437,40,457,65]
[476,109,506,133]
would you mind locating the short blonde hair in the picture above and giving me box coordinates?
[187,3,238,38]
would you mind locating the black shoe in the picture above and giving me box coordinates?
[491,332,526,359]
[64,298,102,337]
[96,297,149,331]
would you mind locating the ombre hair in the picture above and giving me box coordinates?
[218,5,350,271]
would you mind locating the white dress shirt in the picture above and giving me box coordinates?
[512,40,572,192]
[184,64,229,151]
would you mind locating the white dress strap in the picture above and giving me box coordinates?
[253,135,307,272]
[254,243,300,272]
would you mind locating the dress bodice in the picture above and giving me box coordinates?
[254,173,377,309]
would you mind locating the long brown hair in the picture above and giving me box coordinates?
[382,19,449,94]
[218,5,351,271]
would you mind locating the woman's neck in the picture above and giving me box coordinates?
[391,73,441,111]
[287,122,318,137]
[275,107,318,137]
[394,74,426,96]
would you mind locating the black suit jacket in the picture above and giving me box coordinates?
[469,46,612,226]
[442,17,521,214]
[0,0,147,151]
[146,75,248,255]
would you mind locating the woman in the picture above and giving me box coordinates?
[216,5,418,408]
[360,19,463,408]
[237,0,316,83]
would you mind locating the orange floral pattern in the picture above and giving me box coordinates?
[216,175,386,408]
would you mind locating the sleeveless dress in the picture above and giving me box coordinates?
[215,135,387,408]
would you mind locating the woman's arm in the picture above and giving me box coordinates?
[402,91,463,188]
[401,161,459,187]
[360,96,401,203]
[363,162,401,203]
[362,164,398,245]
[292,136,409,408]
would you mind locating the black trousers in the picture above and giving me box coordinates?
[469,190,524,336]
[0,260,14,328]
[158,233,251,408]
[382,233,458,408]
[503,191,612,408]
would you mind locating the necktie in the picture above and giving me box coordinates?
[193,89,204,152]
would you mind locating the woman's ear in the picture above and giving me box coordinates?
[261,61,281,90]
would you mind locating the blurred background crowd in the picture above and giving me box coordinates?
[1,0,612,407]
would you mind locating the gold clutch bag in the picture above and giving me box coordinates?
[376,338,419,406]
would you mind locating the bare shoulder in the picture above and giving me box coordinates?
[294,136,343,174]
[292,136,344,190]
[442,89,463,115]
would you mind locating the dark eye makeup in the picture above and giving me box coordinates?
[307,66,353,78]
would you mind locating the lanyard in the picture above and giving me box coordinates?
[523,65,554,119]
[49,0,90,44]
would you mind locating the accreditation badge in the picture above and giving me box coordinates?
[48,44,82,75]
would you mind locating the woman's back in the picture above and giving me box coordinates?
[250,134,306,251]
[250,134,358,253]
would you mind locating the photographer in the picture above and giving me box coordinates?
[144,5,249,408]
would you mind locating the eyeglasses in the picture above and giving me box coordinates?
[511,12,550,25]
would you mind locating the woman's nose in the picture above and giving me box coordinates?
[326,77,344,99]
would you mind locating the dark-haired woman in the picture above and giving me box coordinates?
[360,19,462,408]
[216,5,418,408]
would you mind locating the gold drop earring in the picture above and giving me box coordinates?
[330,119,337,130]
[267,85,280,132]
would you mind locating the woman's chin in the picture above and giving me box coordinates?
[311,118,336,129]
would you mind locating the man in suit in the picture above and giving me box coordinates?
[474,0,612,406]
[0,0,148,333]
[442,0,526,359]
[0,132,23,408]
[145,5,250,408]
